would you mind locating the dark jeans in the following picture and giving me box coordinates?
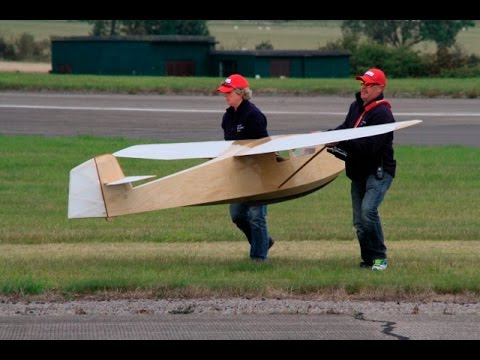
[229,202,269,260]
[351,173,393,265]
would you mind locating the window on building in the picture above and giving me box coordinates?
[166,61,195,76]
[270,59,291,78]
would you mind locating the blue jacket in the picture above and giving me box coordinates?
[334,92,396,180]
[222,100,268,140]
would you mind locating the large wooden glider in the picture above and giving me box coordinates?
[68,120,422,219]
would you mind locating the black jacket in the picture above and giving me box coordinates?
[222,100,268,140]
[334,92,396,180]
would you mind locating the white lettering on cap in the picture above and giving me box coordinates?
[224,78,232,84]
[365,71,375,77]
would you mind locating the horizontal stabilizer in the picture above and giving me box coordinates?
[106,175,156,186]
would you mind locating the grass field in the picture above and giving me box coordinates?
[1,20,480,55]
[0,135,479,299]
[0,20,91,41]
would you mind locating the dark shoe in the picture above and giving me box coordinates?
[268,236,275,249]
[359,261,372,268]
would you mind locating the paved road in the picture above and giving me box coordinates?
[1,92,479,339]
[1,92,479,146]
[1,313,479,340]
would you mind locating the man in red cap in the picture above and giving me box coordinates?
[217,74,274,262]
[326,68,395,271]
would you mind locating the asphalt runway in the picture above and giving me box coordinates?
[0,92,479,146]
[0,91,479,339]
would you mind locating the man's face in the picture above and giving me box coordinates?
[359,82,384,104]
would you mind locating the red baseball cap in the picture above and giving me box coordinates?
[355,68,386,87]
[217,74,249,93]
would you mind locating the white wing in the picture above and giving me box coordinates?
[112,120,422,160]
[113,140,235,160]
[236,119,422,156]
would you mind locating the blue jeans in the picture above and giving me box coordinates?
[230,202,269,260]
[351,173,393,264]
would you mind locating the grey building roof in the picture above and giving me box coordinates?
[210,49,351,57]
[51,35,216,44]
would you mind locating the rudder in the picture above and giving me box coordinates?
[68,154,127,219]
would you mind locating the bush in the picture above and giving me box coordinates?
[351,44,427,78]
[0,36,16,59]
[16,33,35,60]
[255,40,274,50]
[347,42,480,78]
[0,32,50,62]
[323,32,359,54]
[422,46,480,77]
[438,64,480,78]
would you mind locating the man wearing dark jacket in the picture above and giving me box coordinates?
[327,68,395,271]
[217,74,274,262]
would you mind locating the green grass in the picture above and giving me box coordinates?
[1,73,480,98]
[208,20,344,51]
[0,135,479,299]
[1,241,479,299]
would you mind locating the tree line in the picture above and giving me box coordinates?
[88,20,475,49]
[1,20,478,77]
[88,20,210,36]
[324,20,479,77]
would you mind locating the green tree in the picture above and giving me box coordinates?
[119,20,148,35]
[88,20,119,36]
[88,20,209,36]
[168,20,210,36]
[342,20,475,49]
[255,40,274,50]
[16,33,35,60]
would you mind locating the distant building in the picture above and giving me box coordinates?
[51,36,350,78]
[210,49,350,78]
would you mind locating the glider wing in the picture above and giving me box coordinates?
[113,140,235,160]
[111,120,422,160]
[236,120,422,156]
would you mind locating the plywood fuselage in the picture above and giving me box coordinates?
[97,146,345,218]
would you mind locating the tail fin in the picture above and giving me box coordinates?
[68,157,109,219]
[68,154,156,219]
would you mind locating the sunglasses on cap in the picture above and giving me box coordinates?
[220,81,240,90]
